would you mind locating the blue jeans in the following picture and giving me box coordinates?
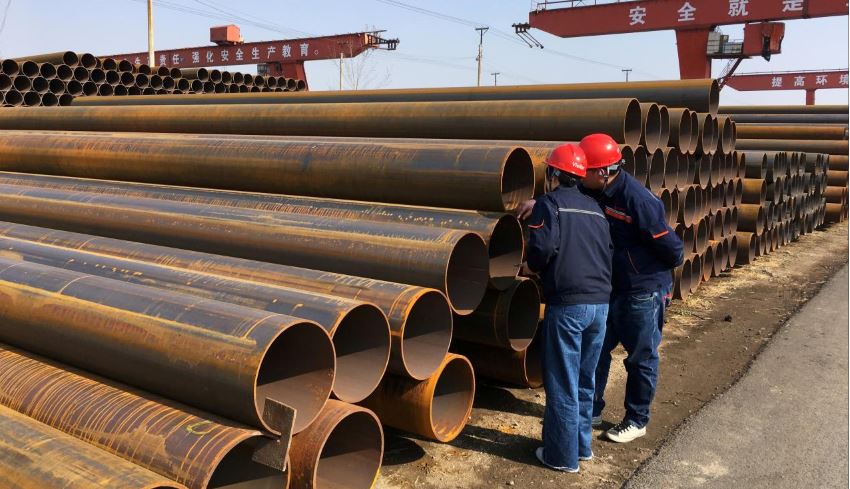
[592,286,670,428]
[541,303,609,470]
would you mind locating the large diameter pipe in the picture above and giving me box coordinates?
[647,148,666,191]
[738,204,766,234]
[0,184,489,314]
[71,79,720,112]
[359,353,475,442]
[0,254,335,434]
[289,400,383,489]
[658,106,671,152]
[0,236,389,404]
[0,171,524,291]
[0,344,286,489]
[453,278,540,351]
[0,403,186,489]
[451,334,542,389]
[13,51,79,66]
[742,178,767,205]
[12,98,645,145]
[0,131,534,213]
[695,112,715,154]
[0,220,452,380]
[667,108,693,152]
[735,124,848,141]
[639,102,662,152]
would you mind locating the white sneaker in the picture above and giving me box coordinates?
[535,447,579,473]
[605,421,646,443]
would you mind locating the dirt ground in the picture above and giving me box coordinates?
[374,221,849,489]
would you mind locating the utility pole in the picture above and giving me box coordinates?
[147,0,155,66]
[622,68,632,82]
[339,52,344,90]
[491,72,500,86]
[475,26,489,87]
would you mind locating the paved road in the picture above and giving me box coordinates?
[627,264,849,489]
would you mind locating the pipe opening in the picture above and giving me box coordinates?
[1,59,19,76]
[702,247,713,282]
[506,279,540,352]
[41,93,59,107]
[664,151,678,189]
[642,104,662,151]
[623,100,643,146]
[256,322,335,433]
[314,410,383,489]
[20,60,39,77]
[401,290,453,380]
[708,79,720,115]
[23,91,40,107]
[488,215,524,290]
[689,256,701,293]
[678,112,692,153]
[79,53,97,69]
[688,111,700,153]
[501,148,535,212]
[430,356,475,442]
[445,233,489,315]
[632,146,649,186]
[331,304,390,403]
[206,437,288,489]
[647,149,665,191]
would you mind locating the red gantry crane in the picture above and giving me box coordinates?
[106,25,399,90]
[726,69,849,104]
[517,0,847,81]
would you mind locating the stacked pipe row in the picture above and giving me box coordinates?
[0,50,306,107]
[721,104,849,225]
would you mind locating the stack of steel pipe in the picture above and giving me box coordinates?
[0,51,306,107]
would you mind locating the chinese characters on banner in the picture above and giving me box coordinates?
[760,73,849,89]
[625,1,811,26]
[132,42,319,67]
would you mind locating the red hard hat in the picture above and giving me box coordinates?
[545,144,587,178]
[580,133,623,169]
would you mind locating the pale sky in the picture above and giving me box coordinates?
[1,0,847,105]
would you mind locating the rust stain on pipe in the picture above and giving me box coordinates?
[452,333,542,389]
[453,278,540,351]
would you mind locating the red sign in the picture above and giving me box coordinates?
[726,70,849,91]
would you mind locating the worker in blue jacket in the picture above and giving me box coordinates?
[578,133,684,444]
[521,143,613,473]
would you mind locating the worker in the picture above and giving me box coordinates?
[578,133,684,444]
[522,143,613,473]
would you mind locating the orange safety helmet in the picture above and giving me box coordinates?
[580,133,623,169]
[545,143,588,178]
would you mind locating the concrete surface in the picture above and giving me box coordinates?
[627,264,849,489]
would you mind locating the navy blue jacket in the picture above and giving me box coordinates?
[526,184,613,306]
[593,171,684,295]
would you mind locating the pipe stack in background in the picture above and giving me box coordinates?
[0,79,840,487]
[0,50,307,107]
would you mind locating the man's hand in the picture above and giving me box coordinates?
[516,199,536,220]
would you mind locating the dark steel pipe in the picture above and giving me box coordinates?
[0,59,18,76]
[82,81,98,96]
[105,69,120,86]
[667,108,693,152]
[60,98,648,144]
[453,278,539,351]
[56,63,73,81]
[22,91,41,107]
[38,62,56,79]
[689,253,702,293]
[100,58,118,70]
[828,171,849,187]
[135,73,150,88]
[290,400,383,489]
[89,67,106,84]
[233,71,245,84]
[0,344,286,489]
[694,112,715,154]
[0,220,451,381]
[679,152,696,190]
[639,102,662,152]
[0,254,335,434]
[73,65,89,82]
[134,64,152,75]
[0,131,533,212]
[735,232,756,265]
[694,152,711,188]
[709,210,724,239]
[678,185,697,225]
[177,77,190,92]
[647,148,666,191]
[657,188,674,227]
[117,59,134,73]
[0,73,15,91]
[40,93,59,107]
[0,403,185,489]
[59,93,73,106]
[738,204,766,233]
[221,71,233,84]
[670,188,680,227]
[658,105,671,152]
[451,333,542,388]
[360,353,475,442]
[98,83,114,96]
[742,178,767,205]
[11,75,30,92]
[78,53,97,69]
[701,246,713,282]
[696,217,708,253]
[120,70,136,87]
[828,155,848,171]
[0,183,489,314]
[663,147,679,189]
[19,60,40,77]
[162,76,176,90]
[0,235,389,404]
[673,255,692,300]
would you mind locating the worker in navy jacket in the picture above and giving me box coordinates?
[578,133,684,444]
[521,143,613,473]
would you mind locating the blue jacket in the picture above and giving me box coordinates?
[526,184,613,306]
[592,170,684,295]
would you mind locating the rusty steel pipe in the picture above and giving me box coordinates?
[735,232,756,266]
[657,188,674,227]
[663,148,679,189]
[0,131,534,213]
[742,178,767,205]
[11,74,30,92]
[735,124,848,140]
[829,155,849,171]
[0,254,335,434]
[37,62,56,79]
[99,57,118,70]
[825,186,848,204]
[451,334,542,389]
[736,139,848,156]
[676,223,693,255]
[22,91,41,107]
[828,171,849,187]
[98,83,114,96]
[690,253,702,293]
[698,247,710,282]
[696,217,709,253]
[453,278,540,351]
[55,62,74,81]
[679,152,696,190]
[677,185,697,225]
[30,75,48,94]
[181,67,210,81]
[658,105,671,150]
[709,210,724,240]
[0,73,10,91]
[647,148,666,191]
[726,113,848,124]
[0,220,451,381]
[0,184,489,314]
[673,255,693,300]
[0,404,186,489]
[116,59,134,72]
[360,353,475,442]
[667,108,693,152]
[104,68,120,86]
[40,93,59,107]
[40,98,645,145]
[693,152,710,188]
[639,102,662,152]
[71,79,719,112]
[744,152,768,179]
[695,112,715,154]
[289,400,383,489]
[2,90,22,107]
[82,80,98,96]
[738,204,766,234]
[0,345,287,489]
[0,59,18,75]
[17,60,38,77]
[0,236,389,404]
[72,65,89,82]
[0,172,524,291]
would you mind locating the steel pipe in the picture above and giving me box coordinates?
[289,400,383,489]
[82,80,98,96]
[663,147,679,189]
[647,148,666,191]
[639,102,662,152]
[0,236,389,404]
[738,204,766,234]
[451,335,542,389]
[99,57,118,70]
[0,131,534,212]
[0,220,452,380]
[695,112,715,154]
[0,253,335,434]
[693,152,710,188]
[829,155,848,171]
[453,278,540,351]
[742,178,767,205]
[359,353,475,442]
[0,403,185,489]
[700,246,713,282]
[677,185,697,225]
[0,59,18,75]
[22,91,40,107]
[695,217,708,253]
[689,254,702,293]
[0,184,489,314]
[658,187,674,227]
[0,344,286,489]
[37,62,56,79]
[41,98,649,144]
[59,93,73,106]
[673,255,692,300]
[11,75,30,92]
[98,83,114,96]
[667,108,693,152]
[828,171,849,187]
[658,105,671,150]
[41,93,59,107]
[679,152,696,190]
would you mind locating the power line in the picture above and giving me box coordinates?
[0,0,12,39]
